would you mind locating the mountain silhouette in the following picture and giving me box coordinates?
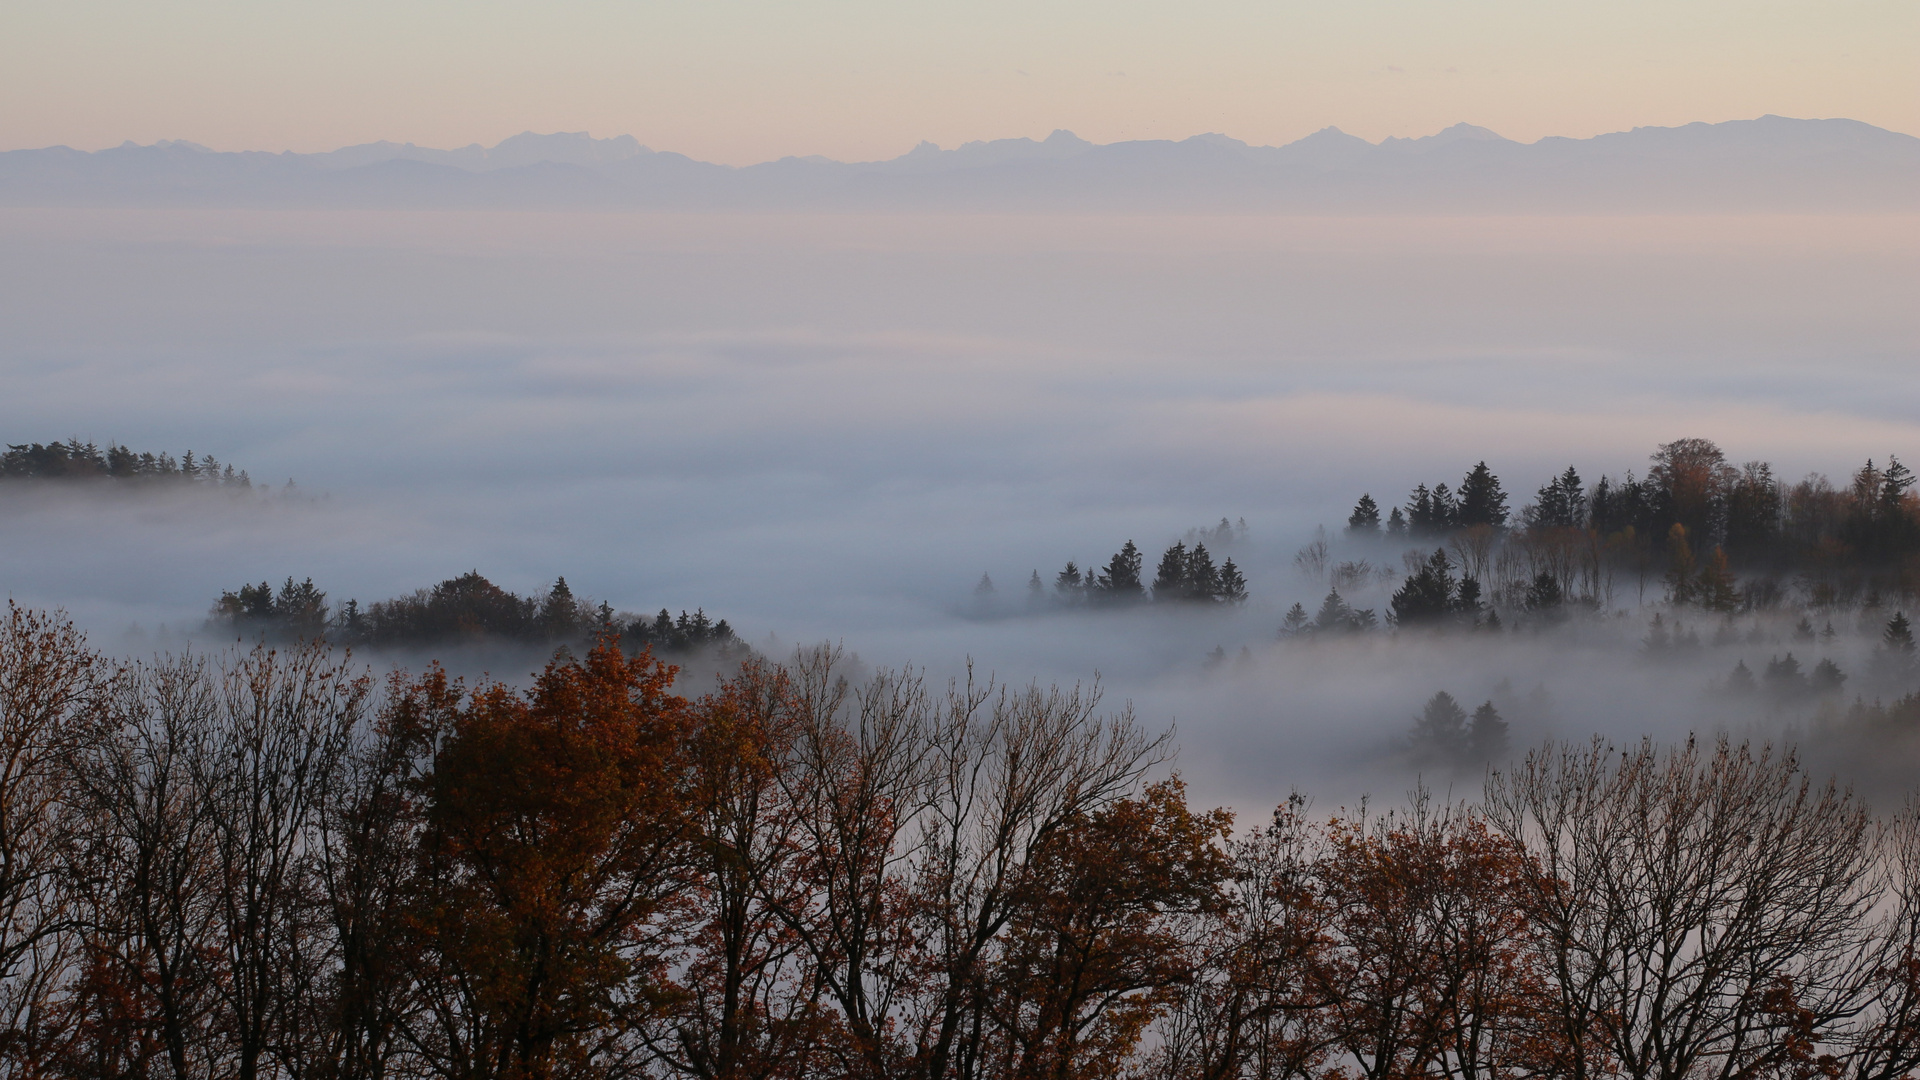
[2,116,1912,211]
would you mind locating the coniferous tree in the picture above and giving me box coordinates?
[1407,486,1437,537]
[1216,559,1248,604]
[539,577,581,638]
[1347,495,1382,536]
[1152,543,1189,601]
[1726,659,1757,694]
[1467,701,1509,761]
[1386,506,1408,538]
[1456,462,1510,529]
[1389,550,1458,627]
[1096,541,1146,602]
[1028,570,1045,604]
[1810,658,1846,694]
[1431,483,1459,531]
[1055,562,1085,600]
[1408,691,1468,765]
[1280,603,1310,637]
[1184,544,1222,602]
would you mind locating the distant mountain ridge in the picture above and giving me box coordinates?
[3,116,1914,211]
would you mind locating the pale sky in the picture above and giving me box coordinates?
[3,0,1915,164]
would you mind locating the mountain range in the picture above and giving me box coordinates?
[3,117,1914,211]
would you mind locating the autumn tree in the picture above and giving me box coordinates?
[410,636,696,1080]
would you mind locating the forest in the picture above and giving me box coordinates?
[1,440,259,488]
[208,571,743,657]
[1315,438,1920,629]
[1,603,1918,1080]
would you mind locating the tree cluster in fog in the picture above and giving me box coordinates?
[4,604,1920,1080]
[208,571,745,658]
[1323,438,1920,630]
[2,439,259,489]
[1022,532,1249,610]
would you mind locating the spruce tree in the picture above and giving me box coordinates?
[1467,701,1509,761]
[1347,494,1382,536]
[1389,550,1457,627]
[1184,544,1221,602]
[1097,541,1145,601]
[1217,559,1248,604]
[1280,603,1310,637]
[1409,691,1468,765]
[1386,507,1407,538]
[1152,543,1189,601]
[1457,462,1510,529]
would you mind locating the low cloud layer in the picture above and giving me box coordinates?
[2,206,1915,806]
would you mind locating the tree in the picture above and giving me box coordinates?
[411,636,696,1078]
[540,577,584,639]
[1650,438,1734,545]
[1386,507,1408,539]
[1153,545,1188,601]
[668,660,826,1080]
[977,779,1232,1080]
[1467,702,1509,763]
[1527,467,1586,531]
[0,605,95,1072]
[1408,692,1468,767]
[1217,561,1248,605]
[1096,542,1146,603]
[1347,496,1382,537]
[1483,738,1883,1080]
[1389,551,1459,628]
[1457,462,1510,530]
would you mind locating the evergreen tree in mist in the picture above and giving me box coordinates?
[1095,541,1145,602]
[1456,461,1510,529]
[1347,494,1382,536]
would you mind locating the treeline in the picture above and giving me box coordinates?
[1019,537,1248,607]
[1,439,259,487]
[1339,437,1920,616]
[2,605,1920,1080]
[210,570,742,655]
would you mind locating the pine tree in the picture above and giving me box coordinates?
[1456,462,1510,529]
[1467,701,1509,761]
[974,573,995,595]
[1184,544,1221,602]
[1347,494,1382,536]
[1217,559,1248,604]
[1055,562,1085,598]
[1152,543,1188,601]
[1409,691,1468,765]
[1280,603,1310,637]
[1726,660,1756,695]
[1389,550,1457,627]
[1028,570,1045,603]
[1096,541,1145,601]
[540,577,580,638]
[1407,485,1436,536]
[1386,506,1407,538]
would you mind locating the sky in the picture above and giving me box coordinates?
[3,0,1916,163]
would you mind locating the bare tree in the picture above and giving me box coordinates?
[0,604,95,1072]
[198,641,367,1080]
[1482,738,1882,1080]
[65,655,226,1080]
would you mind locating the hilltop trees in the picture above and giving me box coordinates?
[206,571,744,658]
[2,439,256,488]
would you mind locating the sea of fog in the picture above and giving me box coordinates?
[1,208,1916,808]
